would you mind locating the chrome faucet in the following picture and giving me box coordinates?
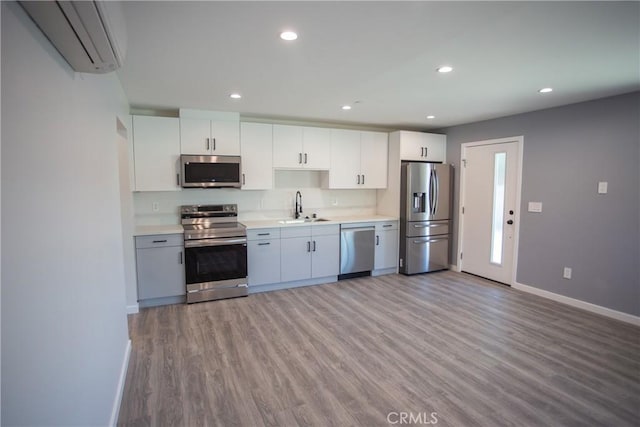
[294,191,303,219]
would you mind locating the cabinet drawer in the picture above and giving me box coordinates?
[376,221,398,231]
[247,228,281,241]
[135,234,183,249]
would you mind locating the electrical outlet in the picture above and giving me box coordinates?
[563,267,572,279]
[152,202,159,212]
[332,198,338,206]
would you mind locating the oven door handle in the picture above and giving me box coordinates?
[184,237,247,248]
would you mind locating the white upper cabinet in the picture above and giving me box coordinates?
[240,122,273,190]
[132,115,181,192]
[179,109,240,156]
[398,130,446,162]
[273,124,331,169]
[360,131,389,188]
[329,130,388,189]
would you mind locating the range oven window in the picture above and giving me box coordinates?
[184,243,247,285]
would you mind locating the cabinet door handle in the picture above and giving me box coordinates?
[206,138,210,150]
[357,174,360,184]
[421,147,424,157]
[213,138,216,151]
[152,239,167,243]
[176,173,180,186]
[242,173,246,185]
[179,251,183,264]
[362,174,365,185]
[258,242,271,246]
[257,233,270,236]
[376,235,380,246]
[313,240,317,252]
[307,241,311,252]
[383,224,393,228]
[424,147,428,157]
[304,153,308,164]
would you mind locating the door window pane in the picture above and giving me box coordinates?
[491,152,506,265]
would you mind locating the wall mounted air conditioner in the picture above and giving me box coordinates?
[20,1,127,74]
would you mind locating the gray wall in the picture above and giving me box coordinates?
[1,2,130,425]
[439,92,639,316]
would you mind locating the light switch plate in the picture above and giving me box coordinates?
[528,202,542,213]
[598,181,608,194]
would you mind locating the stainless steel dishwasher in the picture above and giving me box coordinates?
[339,224,375,279]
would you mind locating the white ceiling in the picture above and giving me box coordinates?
[117,1,640,130]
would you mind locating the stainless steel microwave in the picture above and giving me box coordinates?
[180,155,241,188]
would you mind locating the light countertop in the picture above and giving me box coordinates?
[134,215,399,235]
[134,224,184,236]
[240,215,398,230]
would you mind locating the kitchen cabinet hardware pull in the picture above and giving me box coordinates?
[304,153,308,164]
[424,147,428,157]
[313,240,317,252]
[298,153,303,164]
[206,138,210,150]
[242,174,246,185]
[213,138,216,151]
[257,233,270,236]
[376,235,380,246]
[357,175,360,184]
[421,147,424,157]
[258,242,271,246]
[362,174,365,185]
[383,224,392,228]
[307,241,311,252]
[152,240,167,243]
[179,251,183,264]
[176,173,180,186]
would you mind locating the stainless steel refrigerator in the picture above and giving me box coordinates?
[399,162,453,274]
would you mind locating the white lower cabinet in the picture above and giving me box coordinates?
[374,221,399,272]
[280,225,340,282]
[247,228,281,286]
[310,229,340,278]
[135,234,185,303]
[280,235,312,282]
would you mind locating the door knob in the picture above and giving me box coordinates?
[507,220,514,225]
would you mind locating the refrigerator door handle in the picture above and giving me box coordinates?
[413,238,447,244]
[432,169,439,215]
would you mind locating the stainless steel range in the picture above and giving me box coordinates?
[181,204,248,303]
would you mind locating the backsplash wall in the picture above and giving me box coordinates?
[134,171,377,225]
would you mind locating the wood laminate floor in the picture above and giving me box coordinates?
[118,272,640,426]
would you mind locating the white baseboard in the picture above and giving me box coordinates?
[513,282,640,326]
[450,264,461,272]
[126,304,139,314]
[109,339,132,427]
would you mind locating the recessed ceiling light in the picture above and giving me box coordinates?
[538,87,553,93]
[437,66,453,73]
[427,115,435,119]
[280,31,298,41]
[229,93,242,99]
[341,105,352,110]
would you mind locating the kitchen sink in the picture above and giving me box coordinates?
[278,218,330,224]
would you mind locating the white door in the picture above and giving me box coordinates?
[302,127,331,169]
[329,129,361,188]
[360,131,388,189]
[240,122,273,190]
[273,124,303,168]
[180,118,211,155]
[211,120,240,155]
[460,138,521,284]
